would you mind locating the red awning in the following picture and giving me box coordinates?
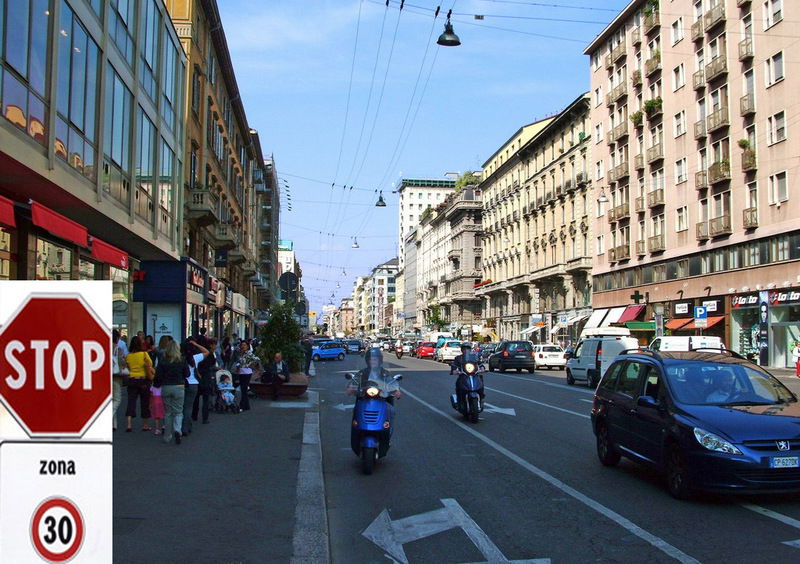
[665,318,692,330]
[618,304,645,323]
[91,237,128,269]
[31,201,88,247]
[681,316,725,331]
[0,195,15,228]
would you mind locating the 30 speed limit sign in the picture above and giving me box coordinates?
[30,498,85,562]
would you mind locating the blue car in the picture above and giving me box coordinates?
[591,349,800,499]
[312,341,346,361]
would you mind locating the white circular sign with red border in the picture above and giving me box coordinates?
[30,497,85,562]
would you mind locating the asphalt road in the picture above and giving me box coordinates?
[317,353,800,564]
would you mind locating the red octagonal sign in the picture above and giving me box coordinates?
[0,295,110,437]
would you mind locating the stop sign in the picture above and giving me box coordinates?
[0,295,110,437]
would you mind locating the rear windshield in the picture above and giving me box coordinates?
[507,342,532,352]
[421,342,434,347]
[541,346,562,352]
[446,342,461,348]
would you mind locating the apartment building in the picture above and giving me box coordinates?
[367,258,398,333]
[397,177,456,268]
[401,227,419,331]
[0,0,185,336]
[585,0,799,367]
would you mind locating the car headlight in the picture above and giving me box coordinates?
[366,387,380,398]
[464,362,476,374]
[693,428,742,455]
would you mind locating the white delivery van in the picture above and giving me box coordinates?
[649,335,725,352]
[566,335,640,388]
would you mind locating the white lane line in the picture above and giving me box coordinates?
[402,389,700,564]
[485,387,590,419]
[741,504,800,548]
[490,372,595,395]
[579,399,594,404]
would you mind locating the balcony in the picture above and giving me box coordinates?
[704,4,726,32]
[448,248,462,260]
[636,239,646,256]
[611,41,626,63]
[740,93,755,116]
[631,27,641,45]
[692,70,705,91]
[742,149,757,172]
[576,171,588,186]
[634,153,644,170]
[605,92,615,108]
[614,161,630,181]
[530,263,567,281]
[611,82,628,103]
[737,0,751,6]
[644,10,660,35]
[648,234,666,253]
[644,54,662,77]
[566,256,592,272]
[691,18,704,41]
[705,56,728,82]
[695,170,709,190]
[694,120,707,140]
[647,188,665,208]
[614,201,630,221]
[635,196,645,213]
[185,188,220,226]
[613,122,628,142]
[608,167,617,184]
[708,160,731,184]
[608,206,617,223]
[213,223,239,250]
[605,53,614,70]
[644,97,663,119]
[615,244,631,260]
[646,143,664,164]
[227,247,246,266]
[240,259,257,277]
[743,207,758,228]
[709,214,732,237]
[696,221,709,241]
[608,247,617,262]
[632,69,642,87]
[706,105,730,133]
[738,37,754,61]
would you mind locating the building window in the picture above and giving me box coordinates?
[767,111,786,144]
[675,158,687,184]
[134,107,156,220]
[161,31,181,133]
[671,18,684,45]
[36,239,73,280]
[109,0,135,66]
[766,51,784,86]
[771,236,789,261]
[768,171,788,204]
[138,0,160,101]
[763,0,783,29]
[191,67,201,114]
[747,181,758,208]
[672,64,685,91]
[674,111,686,137]
[103,64,133,172]
[596,235,605,255]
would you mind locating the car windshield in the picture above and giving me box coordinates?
[665,362,797,406]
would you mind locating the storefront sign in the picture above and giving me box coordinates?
[732,293,759,308]
[759,290,770,366]
[769,290,800,305]
[207,277,219,302]
[214,249,228,267]
[702,299,724,313]
[673,301,693,317]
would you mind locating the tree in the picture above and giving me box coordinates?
[427,304,448,329]
[256,301,305,373]
[455,171,481,190]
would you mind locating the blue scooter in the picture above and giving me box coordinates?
[450,352,485,424]
[346,373,402,474]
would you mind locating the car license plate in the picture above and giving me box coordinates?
[515,354,528,358]
[770,456,799,469]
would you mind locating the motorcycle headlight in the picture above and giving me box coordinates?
[464,362,476,374]
[366,387,380,398]
[693,427,742,455]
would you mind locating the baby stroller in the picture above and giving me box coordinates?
[214,369,240,413]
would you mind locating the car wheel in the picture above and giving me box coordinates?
[566,369,575,386]
[516,368,522,373]
[596,421,621,466]
[499,364,507,373]
[587,370,598,388]
[312,354,320,361]
[337,353,345,360]
[666,443,693,500]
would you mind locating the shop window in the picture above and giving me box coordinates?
[111,266,129,330]
[36,239,72,280]
[0,230,14,279]
[79,258,99,280]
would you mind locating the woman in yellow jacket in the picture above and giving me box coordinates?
[126,336,155,432]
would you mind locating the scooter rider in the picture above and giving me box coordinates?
[347,347,402,403]
[451,342,485,402]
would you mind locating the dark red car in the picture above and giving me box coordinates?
[416,341,436,359]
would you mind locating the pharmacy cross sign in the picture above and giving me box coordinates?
[630,290,645,304]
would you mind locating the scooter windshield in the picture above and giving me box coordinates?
[364,378,401,399]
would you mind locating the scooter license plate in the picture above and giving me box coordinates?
[770,456,799,469]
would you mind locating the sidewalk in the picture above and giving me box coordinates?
[113,389,311,564]
[770,367,800,395]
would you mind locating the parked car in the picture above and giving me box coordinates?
[532,344,567,370]
[345,340,362,354]
[566,335,640,387]
[312,341,346,361]
[592,349,800,498]
[487,341,535,373]
[649,335,725,352]
[438,340,463,362]
[416,342,436,359]
[477,343,498,361]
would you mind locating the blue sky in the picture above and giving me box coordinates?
[217,0,630,313]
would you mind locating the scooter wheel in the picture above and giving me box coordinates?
[361,447,377,475]
[468,397,480,424]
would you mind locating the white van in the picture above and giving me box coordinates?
[566,335,640,388]
[649,335,725,352]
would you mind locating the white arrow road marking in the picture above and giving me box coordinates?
[485,387,590,420]
[332,403,354,411]
[362,498,549,564]
[482,402,516,416]
[741,504,800,548]
[402,389,700,564]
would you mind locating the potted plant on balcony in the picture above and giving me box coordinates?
[737,139,751,150]
[630,111,644,127]
[644,97,663,117]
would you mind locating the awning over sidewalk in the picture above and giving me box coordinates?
[551,322,568,332]
[681,316,725,330]
[0,195,15,228]
[31,201,88,247]
[626,321,655,331]
[618,304,645,323]
[91,237,129,269]
[520,325,545,335]
[583,309,608,329]
[665,318,692,331]
[600,306,627,326]
[566,313,589,326]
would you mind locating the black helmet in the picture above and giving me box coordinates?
[365,347,383,367]
[460,341,472,351]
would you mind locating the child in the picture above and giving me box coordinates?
[218,373,236,406]
[150,385,165,434]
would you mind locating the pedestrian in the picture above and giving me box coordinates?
[193,338,218,424]
[153,340,189,445]
[150,385,165,434]
[181,340,209,437]
[265,351,291,400]
[302,338,313,376]
[792,341,800,377]
[125,336,155,432]
[221,337,232,369]
[231,340,261,411]
[111,329,129,431]
[155,335,172,366]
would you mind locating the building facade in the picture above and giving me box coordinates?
[366,258,398,333]
[397,176,456,269]
[401,227,419,331]
[0,0,186,337]
[585,0,800,367]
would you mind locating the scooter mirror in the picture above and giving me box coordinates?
[344,373,355,380]
[393,374,403,381]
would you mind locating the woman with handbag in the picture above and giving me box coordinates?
[111,329,130,431]
[125,336,155,432]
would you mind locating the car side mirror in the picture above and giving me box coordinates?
[637,395,659,409]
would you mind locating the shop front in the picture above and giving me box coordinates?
[550,308,592,347]
[132,258,208,342]
[231,292,250,340]
[730,289,800,368]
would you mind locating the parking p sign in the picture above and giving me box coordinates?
[694,305,708,329]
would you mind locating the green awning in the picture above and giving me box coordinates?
[626,321,655,331]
